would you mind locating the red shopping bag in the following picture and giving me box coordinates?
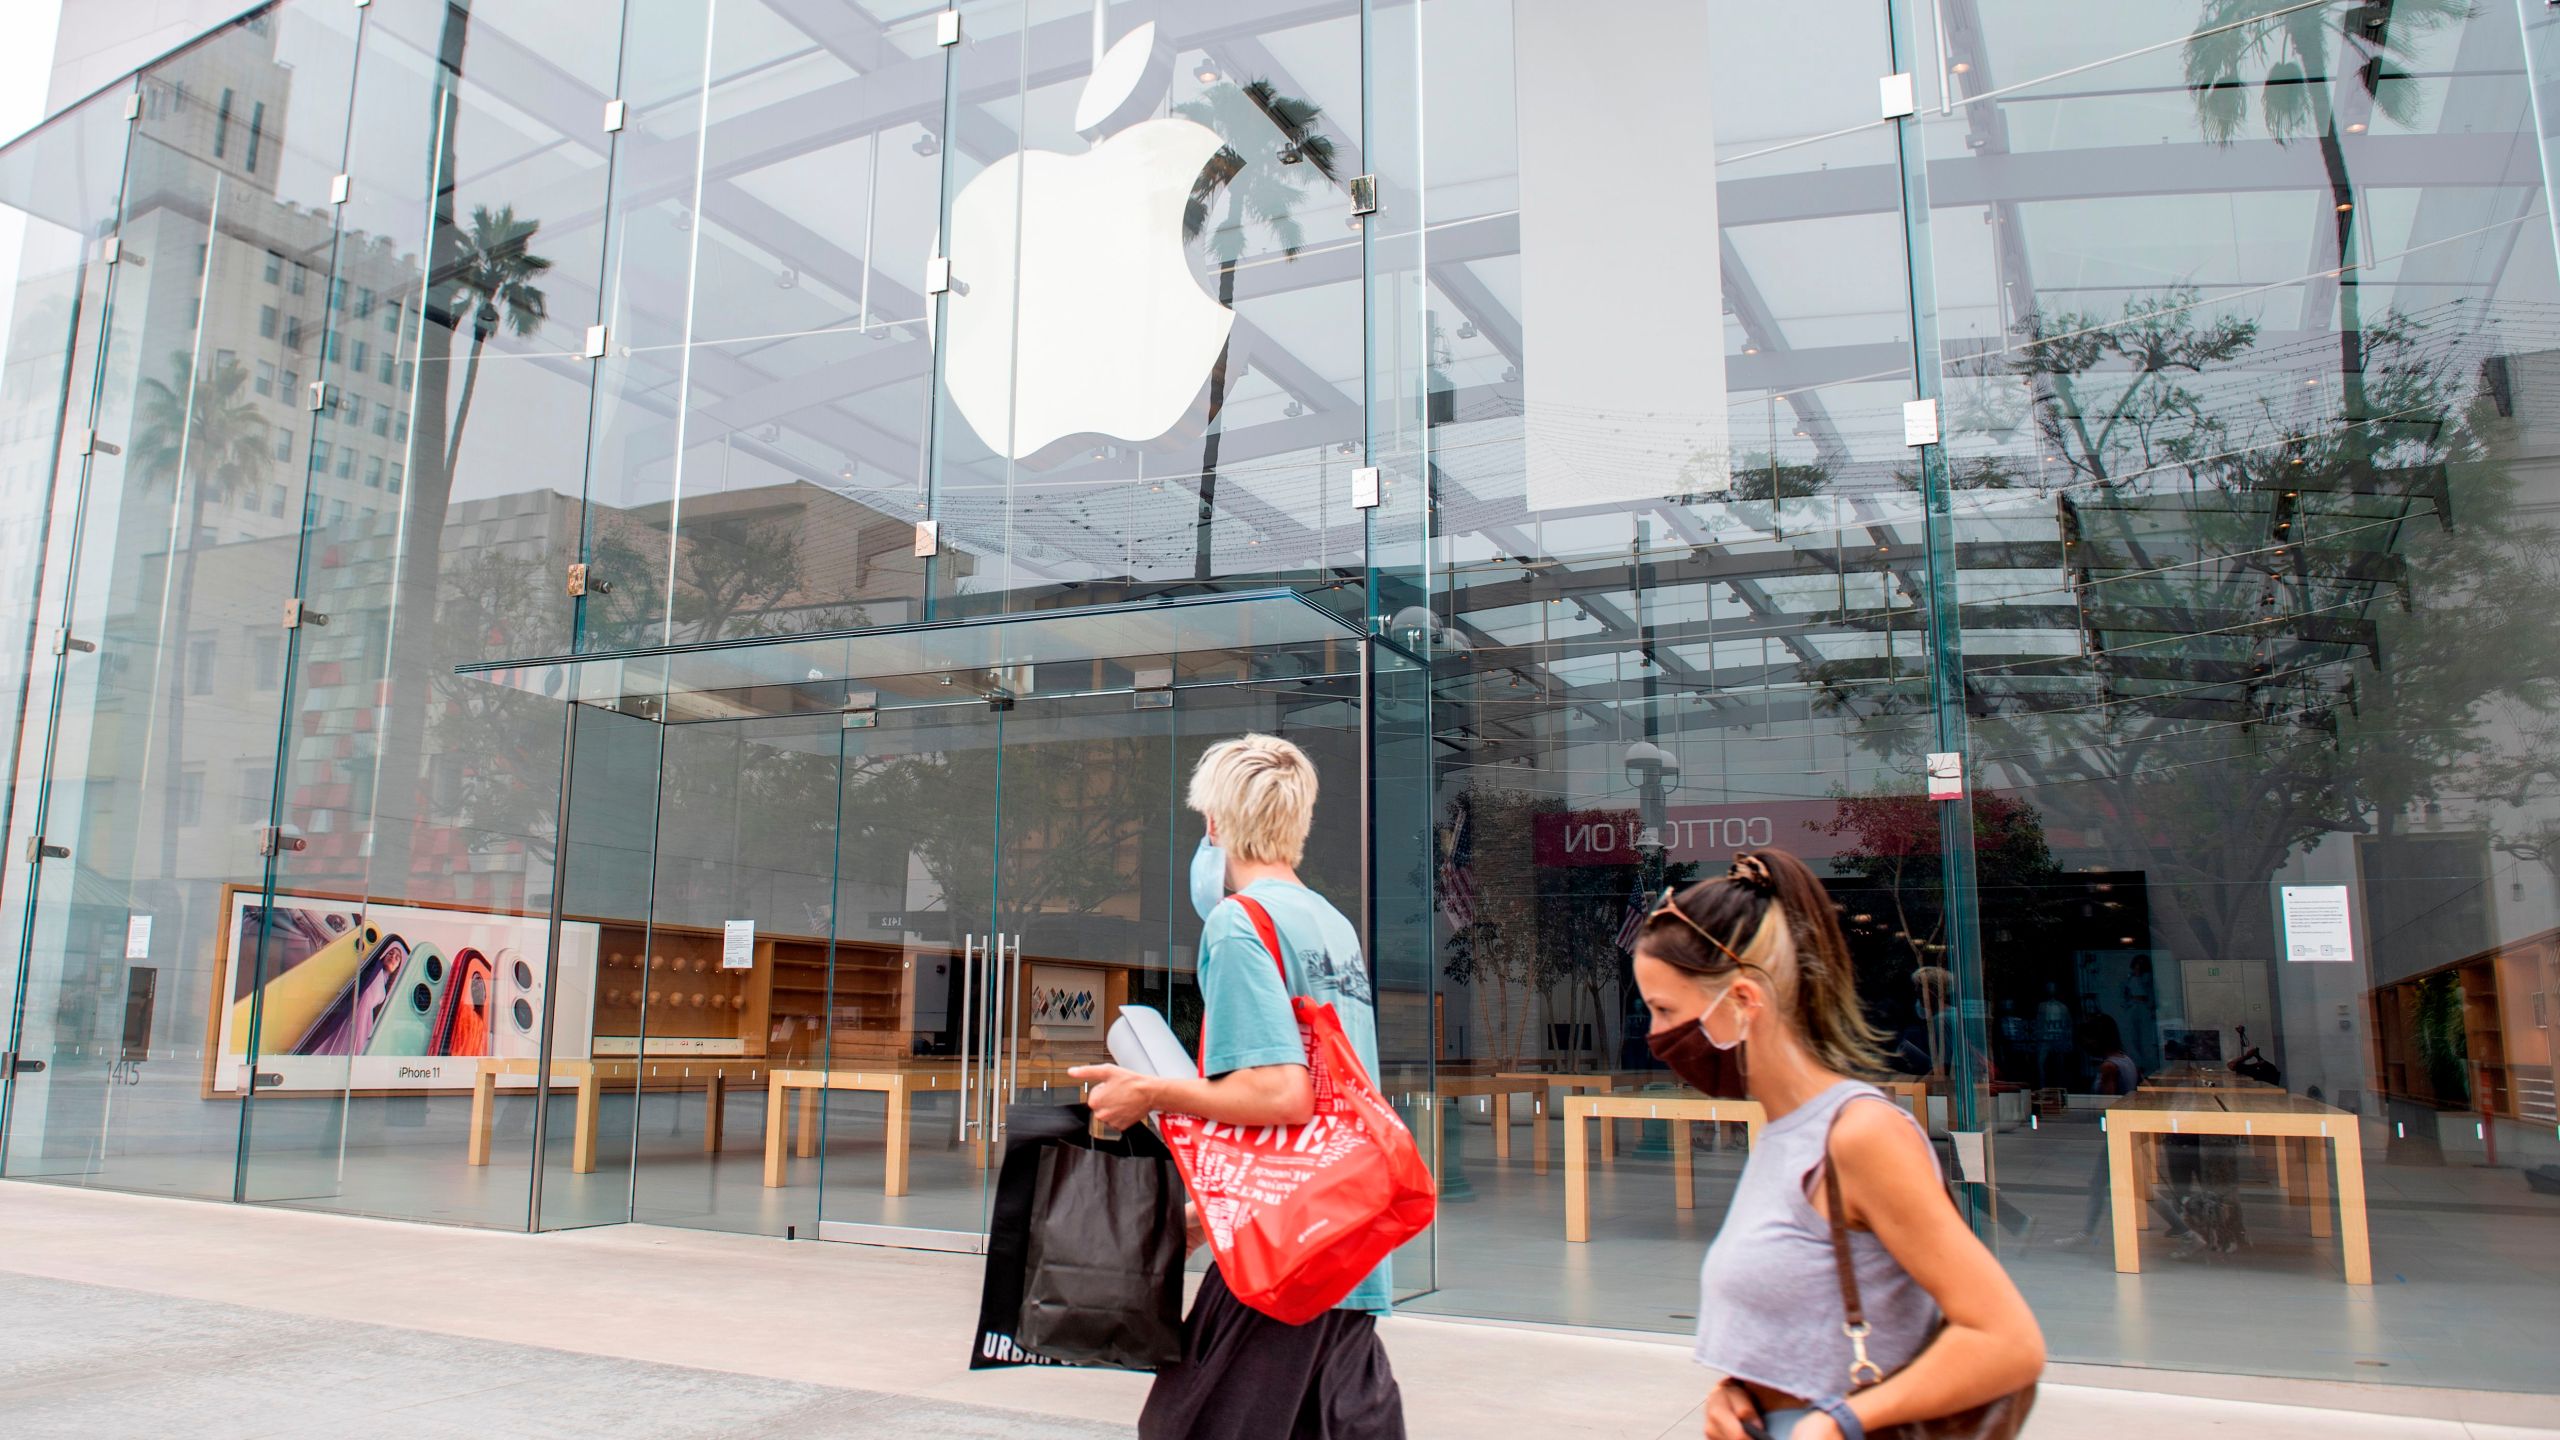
[1156,895,1436,1325]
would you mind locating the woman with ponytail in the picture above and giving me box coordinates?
[1633,849,2044,1440]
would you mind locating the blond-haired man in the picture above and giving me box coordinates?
[1072,734,1404,1440]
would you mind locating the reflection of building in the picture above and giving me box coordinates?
[10,0,2560,1405]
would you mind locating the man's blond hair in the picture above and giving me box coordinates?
[1187,734,1317,866]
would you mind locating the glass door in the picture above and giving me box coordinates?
[814,698,1010,1247]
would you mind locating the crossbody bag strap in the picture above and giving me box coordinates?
[1821,1103,1886,1390]
[1194,895,1293,1078]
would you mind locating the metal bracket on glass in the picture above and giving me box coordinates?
[280,597,328,629]
[52,630,95,656]
[256,826,308,857]
[566,563,609,597]
[1901,397,1940,447]
[1133,667,1174,710]
[24,837,67,863]
[75,428,120,457]
[913,520,940,557]
[100,236,120,265]
[924,256,952,295]
[583,324,609,359]
[603,99,628,133]
[1349,175,1378,216]
[306,380,329,412]
[841,690,878,729]
[1927,751,1964,801]
[329,174,351,205]
[1879,72,1917,120]
[1351,466,1381,510]
[123,91,141,122]
[935,9,961,46]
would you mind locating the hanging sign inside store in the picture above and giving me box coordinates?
[124,913,153,960]
[2279,885,2354,963]
[722,920,756,970]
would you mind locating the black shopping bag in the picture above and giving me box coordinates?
[969,1102,1185,1371]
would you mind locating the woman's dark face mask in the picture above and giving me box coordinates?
[1647,1004,1749,1097]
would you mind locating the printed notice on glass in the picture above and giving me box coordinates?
[124,914,153,960]
[2280,885,2353,963]
[722,920,756,970]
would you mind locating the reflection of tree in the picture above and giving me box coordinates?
[2186,0,2463,463]
[1820,789,2061,1004]
[674,512,856,642]
[836,729,1166,943]
[1976,290,2560,1032]
[1176,78,1339,582]
[370,0,558,890]
[1438,791,1674,1069]
[130,349,268,874]
[429,546,563,864]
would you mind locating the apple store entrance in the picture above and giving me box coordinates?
[443,591,1411,1251]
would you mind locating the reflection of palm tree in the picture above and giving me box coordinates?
[368,3,554,889]
[131,349,269,872]
[441,205,551,465]
[2184,1,2462,465]
[1174,79,1339,582]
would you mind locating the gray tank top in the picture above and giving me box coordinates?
[1693,1080,1941,1400]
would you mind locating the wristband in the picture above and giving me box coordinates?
[1813,1396,1866,1440]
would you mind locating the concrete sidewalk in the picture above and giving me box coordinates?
[0,1181,2550,1440]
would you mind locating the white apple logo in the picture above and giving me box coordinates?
[937,22,1233,461]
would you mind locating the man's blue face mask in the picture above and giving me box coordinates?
[1189,835,1229,921]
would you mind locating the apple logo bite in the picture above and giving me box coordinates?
[937,22,1233,462]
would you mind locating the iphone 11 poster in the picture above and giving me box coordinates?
[205,887,599,1095]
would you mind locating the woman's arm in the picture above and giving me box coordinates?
[1817,1101,2045,1434]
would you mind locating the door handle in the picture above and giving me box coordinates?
[956,934,978,1140]
[999,933,1023,1143]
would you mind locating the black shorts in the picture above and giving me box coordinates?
[1137,1268,1406,1440]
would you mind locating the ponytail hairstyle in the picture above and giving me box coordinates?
[1633,847,1888,1078]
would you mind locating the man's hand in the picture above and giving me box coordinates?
[1068,1063,1156,1130]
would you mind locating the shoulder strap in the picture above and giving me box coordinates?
[1194,895,1292,1077]
[1229,895,1291,986]
[1820,1107,1867,1331]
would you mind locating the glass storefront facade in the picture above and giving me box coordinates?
[1,0,2555,1393]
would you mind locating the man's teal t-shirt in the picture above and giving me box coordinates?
[1196,877,1392,1316]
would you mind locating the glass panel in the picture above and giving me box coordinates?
[816,699,1006,1241]
[579,0,947,654]
[3,6,363,1202]
[236,0,616,1226]
[0,90,142,1180]
[926,0,1368,618]
[629,711,845,1235]
[1922,0,2558,1389]
[537,700,660,1230]
[1400,0,1935,1330]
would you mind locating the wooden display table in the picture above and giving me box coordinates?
[1496,1071,1657,1174]
[763,1059,1093,1193]
[1564,1092,1767,1242]
[468,1058,601,1175]
[468,1057,780,1175]
[2105,1089,2371,1284]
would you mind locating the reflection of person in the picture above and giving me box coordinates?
[1072,735,1404,1440]
[2054,1016,2140,1248]
[2034,981,2074,1089]
[1890,966,1959,1079]
[2120,955,2159,1073]
[1631,849,2045,1440]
